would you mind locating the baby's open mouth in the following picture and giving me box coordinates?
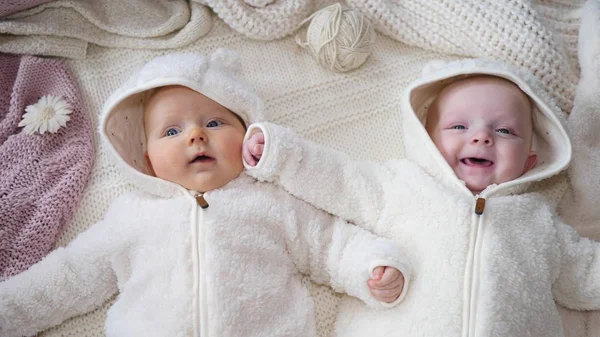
[461,157,493,167]
[190,155,213,163]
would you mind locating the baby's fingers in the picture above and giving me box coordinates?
[249,133,265,155]
[371,266,385,281]
[379,267,401,286]
[369,287,401,303]
[242,144,257,166]
[369,268,404,290]
[252,143,264,157]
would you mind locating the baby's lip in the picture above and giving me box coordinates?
[189,153,214,164]
[460,157,494,167]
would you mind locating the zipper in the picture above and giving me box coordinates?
[462,196,487,337]
[192,193,209,337]
[196,194,209,209]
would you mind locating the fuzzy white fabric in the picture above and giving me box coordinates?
[0,175,405,337]
[559,0,600,240]
[556,1,600,333]
[244,59,600,337]
[0,0,213,59]
[10,0,600,336]
[0,52,410,336]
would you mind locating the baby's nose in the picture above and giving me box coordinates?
[188,128,206,144]
[471,130,493,145]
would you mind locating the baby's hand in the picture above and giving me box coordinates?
[242,132,265,166]
[368,266,404,303]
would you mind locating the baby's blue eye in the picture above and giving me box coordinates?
[496,128,511,134]
[207,120,222,128]
[166,128,180,136]
[451,125,466,130]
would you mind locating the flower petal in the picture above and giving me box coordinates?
[48,96,60,105]
[48,119,60,133]
[54,100,69,111]
[24,105,39,115]
[56,107,72,116]
[54,114,70,127]
[23,123,37,135]
[21,111,36,119]
[19,112,39,124]
[19,116,36,127]
[39,120,48,134]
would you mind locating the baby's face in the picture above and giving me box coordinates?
[144,85,246,192]
[426,76,537,193]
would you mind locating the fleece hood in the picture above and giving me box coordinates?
[99,49,267,197]
[401,59,571,196]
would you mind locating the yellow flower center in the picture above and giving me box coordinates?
[40,106,55,120]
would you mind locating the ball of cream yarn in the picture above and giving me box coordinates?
[296,3,375,73]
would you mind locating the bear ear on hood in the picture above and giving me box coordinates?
[209,48,242,75]
[422,60,449,77]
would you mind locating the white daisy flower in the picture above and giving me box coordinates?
[18,95,73,135]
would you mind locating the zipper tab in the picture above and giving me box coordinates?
[474,197,485,215]
[195,194,209,209]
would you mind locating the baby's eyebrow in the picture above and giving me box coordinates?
[153,119,178,133]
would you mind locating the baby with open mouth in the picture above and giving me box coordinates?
[424,75,537,194]
[241,59,593,337]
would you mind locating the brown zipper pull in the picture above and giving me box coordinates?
[475,197,485,215]
[195,194,209,209]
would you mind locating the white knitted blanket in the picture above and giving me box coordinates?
[28,0,600,336]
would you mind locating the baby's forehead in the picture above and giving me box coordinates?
[443,76,531,107]
[142,86,246,128]
[444,75,524,95]
[143,86,219,118]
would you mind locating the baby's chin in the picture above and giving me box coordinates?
[462,178,493,195]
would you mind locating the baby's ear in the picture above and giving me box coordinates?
[523,152,538,174]
[144,152,156,177]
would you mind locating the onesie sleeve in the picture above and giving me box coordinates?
[280,192,411,309]
[243,122,396,232]
[552,215,600,310]
[0,196,132,337]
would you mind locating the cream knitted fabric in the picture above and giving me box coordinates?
[199,0,581,113]
[0,0,212,59]
[198,0,316,40]
[29,2,596,337]
[533,0,585,70]
[346,0,580,114]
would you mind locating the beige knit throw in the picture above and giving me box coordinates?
[0,0,213,59]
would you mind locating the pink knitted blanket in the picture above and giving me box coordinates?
[0,54,94,281]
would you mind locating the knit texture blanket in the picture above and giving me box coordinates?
[10,0,599,336]
[0,54,94,282]
[0,0,53,17]
[0,0,213,59]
